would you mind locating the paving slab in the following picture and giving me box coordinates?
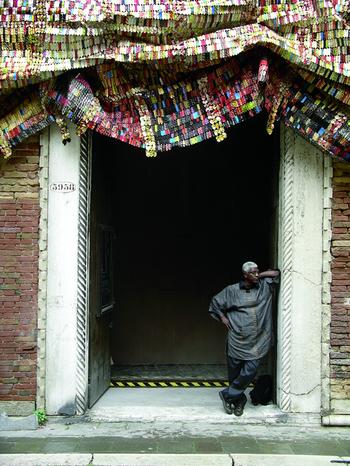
[230,454,350,466]
[93,453,232,465]
[0,454,91,466]
[156,439,194,454]
[76,437,158,454]
[1,434,350,457]
[289,439,350,456]
[1,452,350,466]
[220,438,260,454]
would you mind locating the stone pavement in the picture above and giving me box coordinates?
[1,453,350,466]
[1,387,350,465]
[1,419,350,453]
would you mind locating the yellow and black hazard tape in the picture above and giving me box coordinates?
[110,380,229,388]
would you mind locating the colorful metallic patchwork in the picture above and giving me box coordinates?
[0,1,349,160]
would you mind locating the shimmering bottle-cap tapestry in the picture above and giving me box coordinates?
[0,0,349,160]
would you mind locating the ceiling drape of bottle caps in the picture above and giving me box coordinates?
[0,0,349,160]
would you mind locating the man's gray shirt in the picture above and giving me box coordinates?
[209,277,279,360]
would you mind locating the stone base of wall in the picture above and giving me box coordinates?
[322,414,350,426]
[0,400,35,416]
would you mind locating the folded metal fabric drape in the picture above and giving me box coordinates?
[0,0,349,160]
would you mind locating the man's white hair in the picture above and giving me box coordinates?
[242,261,258,273]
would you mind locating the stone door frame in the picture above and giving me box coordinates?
[276,126,332,415]
[39,124,332,418]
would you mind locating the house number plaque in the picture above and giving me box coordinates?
[50,182,76,193]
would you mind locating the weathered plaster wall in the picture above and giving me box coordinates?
[330,161,350,414]
[0,136,40,415]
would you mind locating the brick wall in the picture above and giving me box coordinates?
[0,136,40,404]
[330,161,350,411]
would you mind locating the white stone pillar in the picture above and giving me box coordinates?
[46,126,81,415]
[277,126,324,413]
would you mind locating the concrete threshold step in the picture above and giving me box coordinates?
[1,453,349,466]
[88,388,320,426]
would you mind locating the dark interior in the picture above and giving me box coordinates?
[91,113,279,369]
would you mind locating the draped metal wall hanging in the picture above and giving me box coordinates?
[0,1,349,161]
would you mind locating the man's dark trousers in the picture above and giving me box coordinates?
[221,356,262,403]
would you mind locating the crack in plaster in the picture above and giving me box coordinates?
[292,270,321,287]
[283,268,321,287]
[279,384,321,397]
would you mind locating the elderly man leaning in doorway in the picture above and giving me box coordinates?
[209,261,280,416]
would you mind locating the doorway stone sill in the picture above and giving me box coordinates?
[88,388,320,426]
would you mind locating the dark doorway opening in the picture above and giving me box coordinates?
[88,113,279,404]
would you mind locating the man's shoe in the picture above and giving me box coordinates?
[233,394,247,417]
[219,391,233,415]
